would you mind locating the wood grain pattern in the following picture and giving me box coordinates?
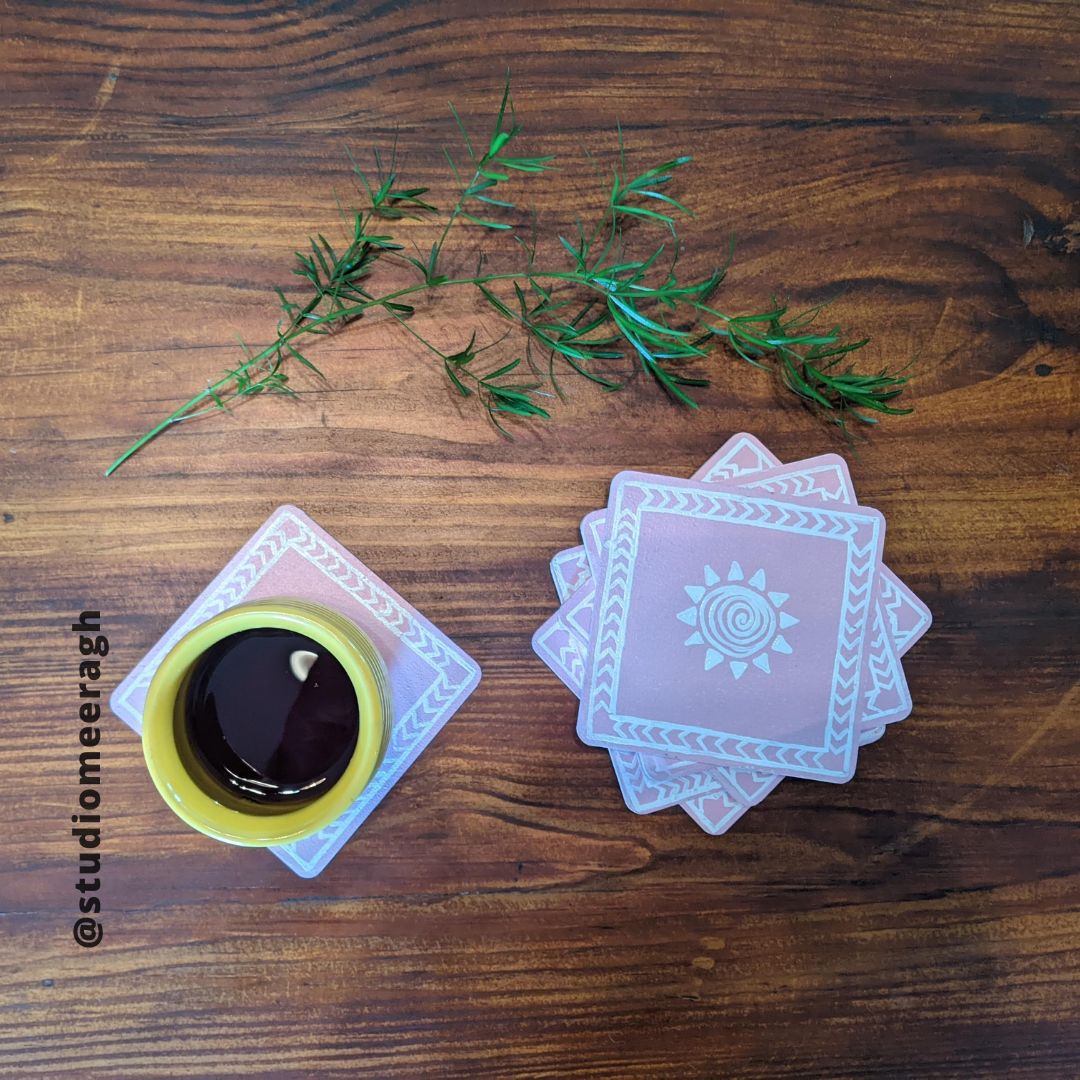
[1,1,1078,1076]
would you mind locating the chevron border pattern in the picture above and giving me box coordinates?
[552,458,910,792]
[880,566,933,656]
[109,506,480,878]
[550,546,589,603]
[610,749,732,813]
[583,460,860,576]
[698,434,777,482]
[581,477,882,781]
[681,786,750,835]
[532,609,588,693]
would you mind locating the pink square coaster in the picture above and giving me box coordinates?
[109,505,481,878]
[533,433,931,833]
[537,458,906,812]
[576,470,885,782]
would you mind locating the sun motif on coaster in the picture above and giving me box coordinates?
[677,561,799,679]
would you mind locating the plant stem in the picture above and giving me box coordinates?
[105,266,755,476]
[106,78,908,475]
[430,162,483,273]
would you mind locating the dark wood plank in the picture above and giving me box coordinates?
[1,1,1078,1076]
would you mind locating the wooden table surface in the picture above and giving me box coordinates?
[3,2,1078,1077]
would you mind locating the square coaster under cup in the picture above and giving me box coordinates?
[109,504,481,878]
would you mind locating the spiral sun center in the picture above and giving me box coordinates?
[699,585,777,659]
[677,561,799,679]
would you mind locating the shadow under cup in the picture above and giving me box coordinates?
[141,599,392,847]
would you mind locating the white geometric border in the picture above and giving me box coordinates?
[584,478,882,781]
[109,506,481,878]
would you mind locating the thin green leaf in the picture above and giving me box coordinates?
[286,342,325,378]
[448,101,476,161]
[462,212,512,230]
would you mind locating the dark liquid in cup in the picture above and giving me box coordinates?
[183,628,360,804]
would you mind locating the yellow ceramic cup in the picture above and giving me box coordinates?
[141,598,392,847]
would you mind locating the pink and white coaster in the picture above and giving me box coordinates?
[533,434,931,834]
[110,505,481,878]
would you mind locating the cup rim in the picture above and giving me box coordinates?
[142,599,388,847]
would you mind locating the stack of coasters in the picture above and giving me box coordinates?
[110,505,481,877]
[533,434,931,834]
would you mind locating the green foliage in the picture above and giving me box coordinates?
[348,143,436,220]
[106,74,910,476]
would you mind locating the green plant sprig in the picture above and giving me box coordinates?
[105,75,910,476]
